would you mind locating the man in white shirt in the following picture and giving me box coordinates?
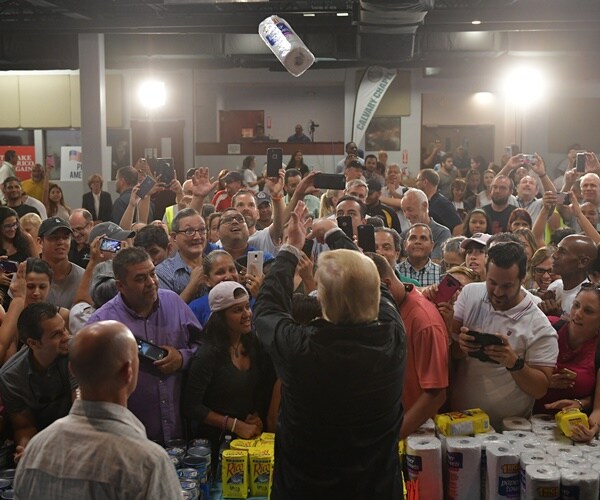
[451,241,558,429]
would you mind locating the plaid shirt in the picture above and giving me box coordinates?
[397,259,442,286]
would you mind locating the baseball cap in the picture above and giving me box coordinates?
[38,217,73,237]
[255,191,272,206]
[88,222,136,244]
[366,177,382,193]
[460,232,492,249]
[208,281,249,313]
[223,171,244,184]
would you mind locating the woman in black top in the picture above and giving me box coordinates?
[183,281,273,446]
[286,150,310,178]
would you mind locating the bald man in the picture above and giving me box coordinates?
[14,321,181,499]
[548,234,598,317]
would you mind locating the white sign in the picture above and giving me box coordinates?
[60,147,83,181]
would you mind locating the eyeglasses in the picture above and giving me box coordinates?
[72,223,91,234]
[174,227,206,237]
[220,215,246,226]
[2,222,18,231]
[533,267,553,276]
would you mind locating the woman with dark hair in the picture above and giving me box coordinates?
[241,155,261,194]
[44,183,71,219]
[464,170,481,208]
[470,155,487,174]
[526,247,558,295]
[286,150,310,178]
[508,208,533,232]
[462,209,492,238]
[183,281,274,449]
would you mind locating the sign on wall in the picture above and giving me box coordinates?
[0,146,36,181]
[60,146,83,181]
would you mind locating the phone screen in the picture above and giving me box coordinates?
[337,216,354,239]
[576,152,586,173]
[0,260,18,274]
[100,238,122,253]
[357,224,375,253]
[137,339,167,361]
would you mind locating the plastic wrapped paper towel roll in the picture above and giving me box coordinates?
[545,443,579,457]
[555,455,590,471]
[406,436,443,500]
[445,437,481,500]
[560,468,600,499]
[502,416,532,432]
[532,423,558,436]
[520,451,554,499]
[524,464,560,500]
[258,16,315,77]
[502,430,535,443]
[474,433,508,500]
[486,442,520,500]
[514,441,544,455]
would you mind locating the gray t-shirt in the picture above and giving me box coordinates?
[48,262,85,309]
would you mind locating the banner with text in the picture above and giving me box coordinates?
[0,146,36,181]
[60,146,83,181]
[352,66,397,147]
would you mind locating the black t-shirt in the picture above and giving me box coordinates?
[13,204,40,219]
[482,204,517,234]
[428,192,462,232]
[69,241,90,269]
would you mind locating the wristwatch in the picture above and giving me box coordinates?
[507,356,525,372]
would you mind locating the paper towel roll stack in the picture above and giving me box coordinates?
[560,468,600,499]
[258,16,315,77]
[502,416,532,432]
[524,464,560,500]
[520,451,554,499]
[486,442,520,500]
[406,436,443,500]
[445,437,481,500]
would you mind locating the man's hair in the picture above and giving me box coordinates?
[486,241,527,280]
[26,257,53,282]
[492,174,514,191]
[91,261,117,308]
[407,222,433,241]
[441,153,453,163]
[419,169,439,187]
[4,150,16,163]
[550,227,576,247]
[365,154,377,162]
[112,247,151,282]
[172,208,201,233]
[70,208,93,224]
[291,293,322,324]
[366,251,396,280]
[17,302,59,344]
[486,232,520,249]
[345,160,363,170]
[374,227,401,251]
[336,195,367,218]
[3,176,20,187]
[404,187,428,206]
[116,166,138,187]
[134,225,169,251]
[316,249,380,324]
[232,189,255,206]
[345,179,368,192]
[284,169,301,184]
[442,236,466,255]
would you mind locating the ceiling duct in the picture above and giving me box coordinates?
[358,0,434,64]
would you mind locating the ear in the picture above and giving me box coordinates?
[382,277,393,288]
[115,279,125,294]
[25,338,39,350]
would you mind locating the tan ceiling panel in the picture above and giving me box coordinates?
[19,75,71,128]
[0,76,20,128]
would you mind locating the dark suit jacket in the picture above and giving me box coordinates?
[82,191,113,222]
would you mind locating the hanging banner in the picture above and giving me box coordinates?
[0,146,36,181]
[60,146,83,181]
[352,66,397,146]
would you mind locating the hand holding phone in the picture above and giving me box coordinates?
[435,274,462,304]
[267,148,283,177]
[576,152,587,173]
[0,260,19,274]
[247,251,264,277]
[100,238,122,253]
[357,224,375,253]
[337,215,354,239]
[137,176,156,199]
[136,338,168,362]
[466,331,503,364]
[313,173,346,190]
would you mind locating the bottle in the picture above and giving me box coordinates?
[216,435,232,484]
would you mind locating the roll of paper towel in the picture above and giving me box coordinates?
[515,441,545,455]
[502,416,532,432]
[560,468,600,499]
[574,439,600,450]
[406,436,443,500]
[445,437,481,500]
[258,16,315,77]
[524,464,560,500]
[502,430,535,442]
[555,456,590,471]
[532,423,558,436]
[475,433,508,500]
[486,442,520,500]
[520,451,554,499]
[545,443,579,457]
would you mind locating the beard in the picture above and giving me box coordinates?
[492,194,509,205]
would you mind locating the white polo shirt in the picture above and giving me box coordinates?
[451,282,558,429]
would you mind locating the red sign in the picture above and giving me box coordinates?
[0,146,36,181]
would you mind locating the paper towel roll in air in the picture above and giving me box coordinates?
[555,455,590,471]
[486,442,520,500]
[258,16,315,77]
[502,416,532,432]
[406,436,443,500]
[520,451,554,499]
[445,437,481,500]
[524,464,560,500]
[560,468,600,499]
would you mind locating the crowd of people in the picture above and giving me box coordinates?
[0,141,599,497]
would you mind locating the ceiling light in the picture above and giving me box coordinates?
[303,13,315,17]
[336,12,349,17]
[139,80,166,110]
[504,66,546,107]
[471,20,481,25]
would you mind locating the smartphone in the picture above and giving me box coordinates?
[0,260,18,274]
[337,215,354,239]
[313,173,346,190]
[555,192,571,205]
[247,250,264,277]
[576,152,586,173]
[100,237,122,253]
[266,148,283,177]
[302,239,314,258]
[136,338,168,361]
[521,154,536,165]
[435,274,462,304]
[153,158,174,185]
[357,224,376,253]
[468,331,503,346]
[137,175,156,199]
